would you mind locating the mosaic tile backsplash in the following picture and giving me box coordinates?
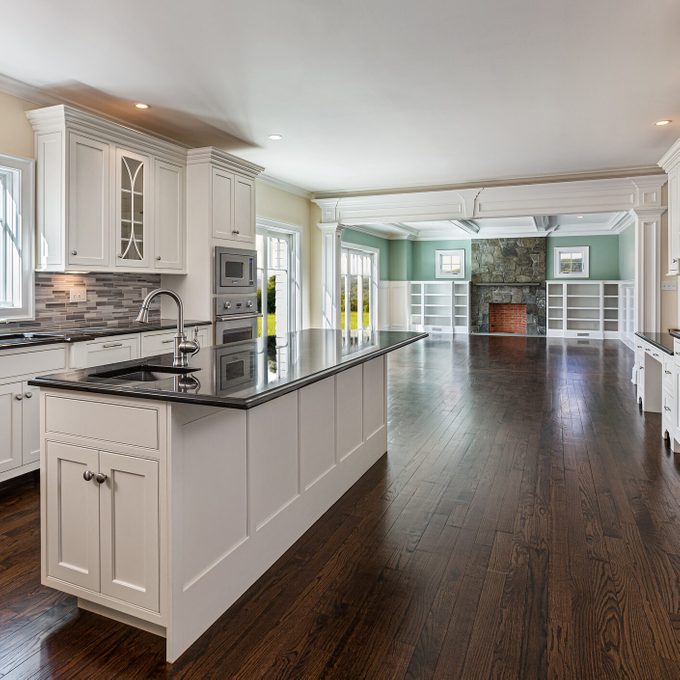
[8,272,162,329]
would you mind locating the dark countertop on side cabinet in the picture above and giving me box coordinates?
[29,329,427,410]
[635,331,675,355]
[0,319,211,350]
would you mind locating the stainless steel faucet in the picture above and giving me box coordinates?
[135,288,200,367]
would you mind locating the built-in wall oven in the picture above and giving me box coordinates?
[214,246,256,295]
[213,246,260,346]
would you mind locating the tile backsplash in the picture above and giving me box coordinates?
[12,272,162,329]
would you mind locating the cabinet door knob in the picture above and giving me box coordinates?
[674,258,678,264]
[83,470,94,481]
[665,370,672,375]
[71,250,78,256]
[14,394,22,401]
[24,391,33,398]
[155,255,162,261]
[95,473,108,484]
[232,230,240,235]
[665,406,672,412]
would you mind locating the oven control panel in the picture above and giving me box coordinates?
[214,294,257,317]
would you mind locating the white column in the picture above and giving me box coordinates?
[318,223,344,329]
[632,207,665,333]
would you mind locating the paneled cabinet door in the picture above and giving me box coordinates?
[99,451,160,611]
[0,382,22,473]
[67,133,111,268]
[154,159,185,270]
[211,168,234,240]
[21,381,40,465]
[115,148,150,268]
[45,441,100,591]
[668,168,680,275]
[233,175,255,243]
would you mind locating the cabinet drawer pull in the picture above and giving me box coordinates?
[14,394,22,401]
[665,406,672,412]
[95,473,108,484]
[666,370,672,375]
[232,230,240,235]
[102,342,124,349]
[161,338,174,344]
[155,255,162,261]
[24,391,33,398]
[83,470,94,481]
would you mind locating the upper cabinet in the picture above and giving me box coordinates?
[187,147,263,248]
[27,105,187,273]
[660,139,680,276]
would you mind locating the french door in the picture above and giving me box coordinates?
[340,246,378,332]
[256,229,296,338]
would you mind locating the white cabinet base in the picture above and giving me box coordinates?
[40,355,388,663]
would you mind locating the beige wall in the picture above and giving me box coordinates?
[255,183,315,328]
[0,90,36,159]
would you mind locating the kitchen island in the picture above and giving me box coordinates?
[30,328,426,662]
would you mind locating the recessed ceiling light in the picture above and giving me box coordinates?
[576,215,584,219]
[655,119,671,126]
[134,102,150,110]
[268,133,283,141]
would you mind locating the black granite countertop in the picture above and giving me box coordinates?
[29,329,427,409]
[0,319,211,350]
[635,331,675,355]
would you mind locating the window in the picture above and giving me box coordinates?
[0,155,34,321]
[340,245,378,332]
[554,246,589,278]
[435,249,465,279]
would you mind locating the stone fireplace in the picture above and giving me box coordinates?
[470,238,546,335]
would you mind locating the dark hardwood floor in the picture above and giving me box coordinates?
[3,335,680,678]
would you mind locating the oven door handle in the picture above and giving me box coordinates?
[215,313,261,322]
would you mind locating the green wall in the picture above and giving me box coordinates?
[618,225,635,281]
[545,235,620,280]
[411,240,472,281]
[342,230,632,282]
[341,229,390,280]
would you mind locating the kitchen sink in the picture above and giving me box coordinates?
[0,332,67,341]
[91,363,200,382]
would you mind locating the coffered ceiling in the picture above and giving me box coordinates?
[1,0,678,193]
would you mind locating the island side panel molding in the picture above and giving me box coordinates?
[336,365,363,461]
[248,391,300,533]
[299,377,336,491]
[363,356,386,441]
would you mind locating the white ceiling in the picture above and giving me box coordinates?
[1,0,679,193]
[358,211,633,239]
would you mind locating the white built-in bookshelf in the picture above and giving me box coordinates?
[410,281,470,333]
[547,280,629,339]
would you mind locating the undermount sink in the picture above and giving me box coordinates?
[91,363,200,382]
[0,332,66,341]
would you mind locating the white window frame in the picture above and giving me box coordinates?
[554,245,590,278]
[435,249,465,279]
[256,218,303,334]
[0,154,34,322]
[340,243,379,332]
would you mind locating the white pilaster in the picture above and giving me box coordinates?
[318,223,344,329]
[633,207,665,333]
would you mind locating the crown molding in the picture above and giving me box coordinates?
[0,73,60,105]
[658,138,680,171]
[186,146,264,178]
[257,173,311,199]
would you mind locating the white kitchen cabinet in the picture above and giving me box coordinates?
[212,168,235,241]
[233,175,256,243]
[28,105,187,273]
[660,140,680,275]
[45,441,101,591]
[69,334,140,369]
[115,148,150,269]
[99,451,160,611]
[67,132,111,269]
[0,382,22,473]
[21,381,40,465]
[154,160,185,270]
[44,441,160,610]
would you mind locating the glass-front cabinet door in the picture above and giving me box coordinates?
[115,148,150,268]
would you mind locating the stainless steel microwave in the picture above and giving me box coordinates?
[214,247,256,294]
